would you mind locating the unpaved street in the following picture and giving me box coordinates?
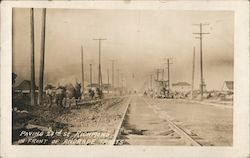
[118,96,233,146]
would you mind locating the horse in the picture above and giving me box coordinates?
[49,81,82,109]
[55,86,66,108]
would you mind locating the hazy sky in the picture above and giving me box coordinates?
[12,8,234,90]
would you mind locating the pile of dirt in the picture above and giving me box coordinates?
[55,98,125,132]
[12,97,129,145]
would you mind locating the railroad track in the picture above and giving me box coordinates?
[14,95,211,146]
[145,98,203,146]
[113,96,212,146]
[109,96,132,145]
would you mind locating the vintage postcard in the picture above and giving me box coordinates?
[1,1,249,158]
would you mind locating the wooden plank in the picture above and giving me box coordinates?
[26,123,50,131]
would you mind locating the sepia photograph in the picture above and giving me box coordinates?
[1,1,249,158]
[12,8,234,146]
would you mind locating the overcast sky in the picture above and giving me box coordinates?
[12,8,234,91]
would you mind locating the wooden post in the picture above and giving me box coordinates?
[117,69,120,88]
[30,8,36,106]
[199,24,204,100]
[150,74,153,90]
[167,59,170,91]
[107,69,109,94]
[191,47,195,99]
[111,60,115,90]
[90,64,92,88]
[93,38,106,89]
[81,45,84,97]
[38,8,46,105]
[162,68,164,81]
[156,69,160,81]
[192,23,209,101]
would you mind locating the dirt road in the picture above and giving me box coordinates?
[117,96,232,146]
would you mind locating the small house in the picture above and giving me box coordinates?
[14,80,38,94]
[221,81,233,92]
[172,82,191,92]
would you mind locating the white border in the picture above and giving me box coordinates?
[1,1,249,158]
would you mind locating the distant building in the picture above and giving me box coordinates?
[151,80,170,97]
[221,81,233,92]
[101,84,112,93]
[14,80,38,93]
[172,82,191,92]
[154,80,168,88]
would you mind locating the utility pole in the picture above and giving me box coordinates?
[38,8,46,105]
[164,58,173,91]
[81,45,85,96]
[111,60,115,90]
[30,8,36,106]
[150,74,153,90]
[191,46,196,99]
[107,69,110,94]
[162,68,164,81]
[93,38,106,89]
[89,64,92,88]
[156,69,160,81]
[167,59,170,90]
[193,23,210,101]
[121,72,124,95]
[117,69,120,88]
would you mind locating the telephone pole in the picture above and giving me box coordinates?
[117,69,120,88]
[81,45,85,96]
[193,23,210,101]
[38,8,46,105]
[191,46,196,99]
[93,38,106,89]
[164,58,173,91]
[150,74,153,90]
[162,68,164,81]
[156,69,160,81]
[30,8,36,106]
[111,60,116,90]
[167,59,170,90]
[107,69,110,94]
[89,64,92,88]
[121,72,124,94]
